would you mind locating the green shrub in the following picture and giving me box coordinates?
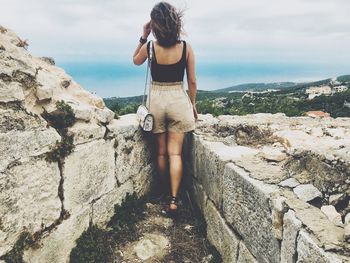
[42,100,76,132]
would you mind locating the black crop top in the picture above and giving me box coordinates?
[147,40,187,82]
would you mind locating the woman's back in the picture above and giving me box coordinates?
[147,40,187,82]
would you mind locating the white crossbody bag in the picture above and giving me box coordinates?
[136,41,154,132]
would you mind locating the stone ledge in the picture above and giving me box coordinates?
[185,123,349,263]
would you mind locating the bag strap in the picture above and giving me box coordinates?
[142,41,153,108]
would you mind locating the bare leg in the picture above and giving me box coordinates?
[167,131,185,210]
[155,132,169,196]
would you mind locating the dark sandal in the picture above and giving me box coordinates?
[162,196,179,218]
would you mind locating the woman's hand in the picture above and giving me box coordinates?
[193,105,198,120]
[143,21,151,39]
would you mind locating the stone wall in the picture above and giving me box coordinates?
[0,26,155,262]
[183,113,350,263]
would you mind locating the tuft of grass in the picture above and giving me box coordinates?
[69,192,147,263]
[69,225,113,263]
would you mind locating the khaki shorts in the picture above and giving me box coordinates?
[146,81,196,134]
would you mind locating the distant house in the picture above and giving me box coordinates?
[305,86,332,100]
[305,111,330,118]
[332,85,348,94]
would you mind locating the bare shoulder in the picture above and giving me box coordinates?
[184,41,194,59]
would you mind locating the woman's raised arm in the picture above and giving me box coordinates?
[133,22,151,65]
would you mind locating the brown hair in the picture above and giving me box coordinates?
[150,2,184,47]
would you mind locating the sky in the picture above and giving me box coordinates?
[1,0,350,97]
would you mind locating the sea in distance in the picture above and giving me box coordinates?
[57,61,350,99]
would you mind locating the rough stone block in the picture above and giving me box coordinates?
[222,162,280,263]
[67,121,106,145]
[237,242,258,263]
[281,210,302,263]
[193,137,257,209]
[296,230,342,263]
[36,85,53,101]
[191,180,208,212]
[94,107,115,123]
[106,114,139,137]
[115,130,150,184]
[0,80,24,102]
[23,206,90,263]
[293,184,322,202]
[204,199,239,263]
[0,108,60,172]
[0,158,61,256]
[92,179,134,227]
[63,139,116,214]
[131,163,154,197]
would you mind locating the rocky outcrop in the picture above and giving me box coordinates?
[1,25,350,263]
[184,113,350,263]
[0,26,155,262]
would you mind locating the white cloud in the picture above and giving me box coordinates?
[0,0,349,63]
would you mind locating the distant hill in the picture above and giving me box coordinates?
[212,74,350,93]
[213,82,297,92]
[104,74,350,112]
[337,74,350,82]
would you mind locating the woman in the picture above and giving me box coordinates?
[133,2,198,216]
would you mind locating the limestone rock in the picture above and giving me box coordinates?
[259,146,287,162]
[237,242,258,263]
[92,180,134,227]
[279,178,300,188]
[131,233,169,261]
[0,80,24,102]
[296,230,342,263]
[271,196,287,240]
[222,163,280,263]
[94,107,115,123]
[23,207,90,263]
[321,205,342,225]
[0,108,61,173]
[106,113,139,136]
[67,121,106,145]
[67,101,93,121]
[39,57,55,65]
[283,190,345,252]
[36,85,53,101]
[281,210,302,263]
[293,184,322,202]
[63,139,116,214]
[0,158,61,256]
[204,199,239,262]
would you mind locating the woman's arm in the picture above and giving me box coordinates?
[133,21,151,65]
[186,43,198,119]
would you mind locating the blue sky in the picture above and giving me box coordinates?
[1,0,350,97]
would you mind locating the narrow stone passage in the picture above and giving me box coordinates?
[112,191,221,263]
